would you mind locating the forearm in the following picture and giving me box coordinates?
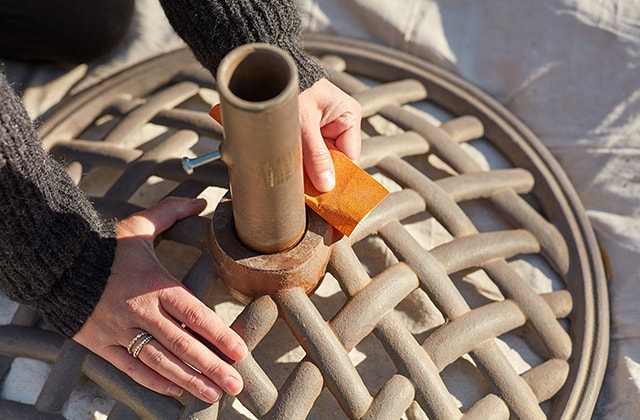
[0,73,116,337]
[158,0,327,90]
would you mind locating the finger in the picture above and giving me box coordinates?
[159,286,247,363]
[320,112,362,164]
[125,197,207,238]
[101,345,184,399]
[147,319,244,397]
[151,286,247,395]
[136,338,236,402]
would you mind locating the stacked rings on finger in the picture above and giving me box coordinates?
[127,330,154,359]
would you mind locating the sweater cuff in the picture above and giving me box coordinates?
[278,38,328,91]
[39,225,117,338]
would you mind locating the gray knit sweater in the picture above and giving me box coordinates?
[0,0,325,338]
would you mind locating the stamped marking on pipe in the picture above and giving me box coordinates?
[258,147,302,188]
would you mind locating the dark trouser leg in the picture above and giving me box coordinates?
[0,0,135,65]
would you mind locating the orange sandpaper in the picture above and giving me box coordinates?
[209,104,389,236]
[302,143,388,236]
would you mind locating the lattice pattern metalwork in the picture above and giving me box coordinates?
[0,35,608,419]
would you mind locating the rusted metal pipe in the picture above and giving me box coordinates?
[216,43,305,253]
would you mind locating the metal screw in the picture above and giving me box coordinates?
[182,150,221,174]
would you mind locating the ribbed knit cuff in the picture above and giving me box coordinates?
[276,36,327,91]
[39,225,117,337]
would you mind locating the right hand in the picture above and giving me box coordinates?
[298,77,362,192]
[73,197,247,403]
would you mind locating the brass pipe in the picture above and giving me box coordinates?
[216,43,306,253]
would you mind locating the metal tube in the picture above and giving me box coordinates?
[216,43,306,253]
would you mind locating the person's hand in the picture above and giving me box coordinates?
[298,77,362,192]
[73,197,247,403]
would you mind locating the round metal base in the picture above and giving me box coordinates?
[0,35,608,419]
[209,196,333,304]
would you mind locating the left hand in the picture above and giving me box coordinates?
[73,197,247,403]
[298,78,362,192]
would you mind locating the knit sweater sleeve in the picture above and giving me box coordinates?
[158,0,327,91]
[0,72,117,338]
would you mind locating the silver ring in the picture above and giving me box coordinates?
[127,331,151,355]
[131,334,154,359]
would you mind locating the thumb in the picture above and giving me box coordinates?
[124,197,207,239]
[300,124,336,193]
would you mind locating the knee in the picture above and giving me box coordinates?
[63,0,136,63]
[0,0,136,65]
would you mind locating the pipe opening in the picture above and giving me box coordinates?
[228,50,292,102]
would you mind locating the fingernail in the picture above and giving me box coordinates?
[223,375,243,395]
[167,383,183,398]
[316,170,336,193]
[201,385,221,403]
[229,341,248,361]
